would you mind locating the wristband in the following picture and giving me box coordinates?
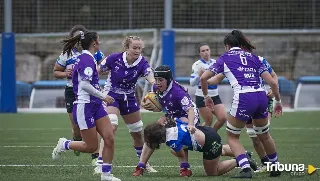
[203,95,209,99]
[275,100,281,104]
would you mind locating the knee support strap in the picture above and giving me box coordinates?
[127,120,143,132]
[226,121,242,134]
[246,127,257,138]
[108,114,119,126]
[253,121,270,134]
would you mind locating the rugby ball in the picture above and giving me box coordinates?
[143,92,162,112]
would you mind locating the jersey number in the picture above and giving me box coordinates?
[240,54,247,65]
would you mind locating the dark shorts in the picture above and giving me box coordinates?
[195,95,222,108]
[65,87,75,113]
[197,126,223,160]
[247,97,273,124]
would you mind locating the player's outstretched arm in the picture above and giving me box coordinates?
[200,70,215,110]
[79,81,114,104]
[270,70,279,86]
[146,72,156,85]
[261,72,280,102]
[139,143,155,165]
[187,107,196,134]
[207,73,225,86]
[200,70,214,97]
[53,62,70,79]
[261,71,283,117]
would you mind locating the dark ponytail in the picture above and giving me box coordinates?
[223,30,256,52]
[62,31,98,57]
[231,30,255,52]
[223,34,241,48]
[69,25,87,37]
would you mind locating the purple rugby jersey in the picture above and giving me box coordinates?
[208,47,269,121]
[153,81,200,125]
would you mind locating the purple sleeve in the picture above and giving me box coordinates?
[99,55,113,72]
[141,59,152,77]
[209,57,224,74]
[151,84,157,92]
[177,93,194,112]
[257,57,268,75]
[78,58,95,81]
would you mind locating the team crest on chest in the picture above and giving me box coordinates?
[114,66,119,73]
[133,70,138,77]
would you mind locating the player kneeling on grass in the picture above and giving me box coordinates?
[137,117,257,177]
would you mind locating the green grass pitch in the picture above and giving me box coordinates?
[0,112,319,181]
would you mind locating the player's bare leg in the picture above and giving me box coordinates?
[252,118,280,177]
[199,107,214,126]
[246,123,269,173]
[68,113,82,156]
[94,106,119,174]
[226,115,253,178]
[211,104,227,131]
[203,156,237,176]
[123,110,157,173]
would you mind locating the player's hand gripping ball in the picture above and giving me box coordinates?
[142,92,162,112]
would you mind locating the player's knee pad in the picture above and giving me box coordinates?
[226,121,242,134]
[127,120,143,133]
[246,127,257,138]
[253,121,270,134]
[108,114,119,126]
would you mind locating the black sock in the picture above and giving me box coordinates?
[260,155,269,165]
[91,153,99,159]
[243,167,251,172]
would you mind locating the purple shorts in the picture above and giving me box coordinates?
[105,91,140,115]
[73,102,108,130]
[229,91,268,122]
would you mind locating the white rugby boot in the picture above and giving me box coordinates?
[52,138,67,160]
[101,172,121,181]
[145,162,158,173]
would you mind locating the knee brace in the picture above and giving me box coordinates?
[127,120,143,132]
[108,114,119,126]
[246,127,257,138]
[253,121,270,134]
[226,121,242,134]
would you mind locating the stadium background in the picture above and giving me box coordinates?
[0,0,320,112]
[0,1,320,181]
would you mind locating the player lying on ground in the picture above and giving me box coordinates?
[134,117,257,177]
[133,65,256,177]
